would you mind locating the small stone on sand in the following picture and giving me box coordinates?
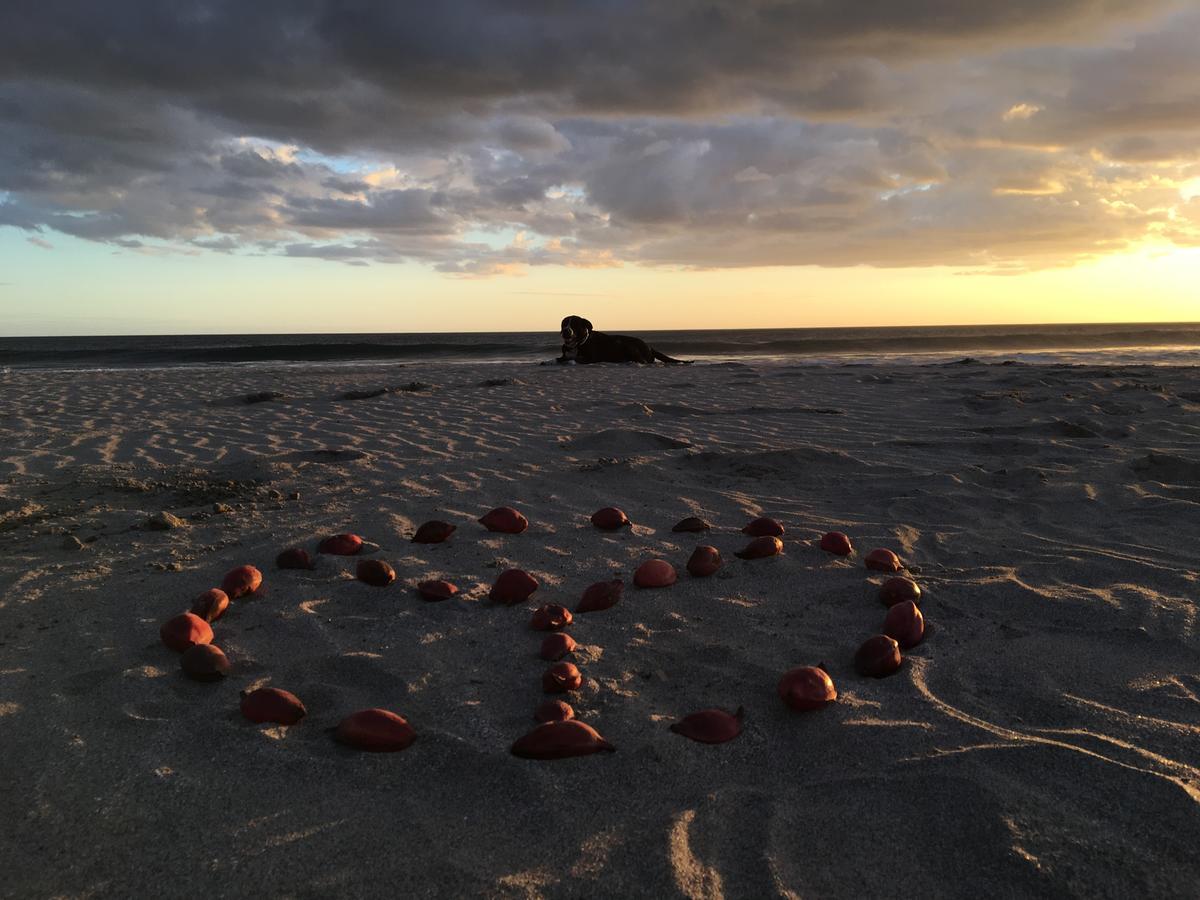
[145,511,187,531]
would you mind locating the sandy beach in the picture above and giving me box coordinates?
[2,359,1199,898]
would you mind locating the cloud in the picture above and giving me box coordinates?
[1003,103,1043,122]
[287,189,454,233]
[0,0,1197,274]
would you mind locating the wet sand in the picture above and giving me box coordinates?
[2,360,1199,898]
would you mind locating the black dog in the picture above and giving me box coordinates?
[556,316,689,365]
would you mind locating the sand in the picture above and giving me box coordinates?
[1,359,1199,898]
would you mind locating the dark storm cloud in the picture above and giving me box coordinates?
[0,0,1197,272]
[0,1,1173,121]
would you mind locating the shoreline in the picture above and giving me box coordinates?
[4,349,1200,375]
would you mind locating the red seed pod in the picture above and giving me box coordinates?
[865,548,902,572]
[734,536,783,559]
[511,720,615,759]
[530,604,573,631]
[333,708,416,752]
[634,559,677,588]
[819,531,853,556]
[189,588,229,623]
[160,612,213,653]
[880,577,922,607]
[539,633,577,661]
[319,533,363,555]
[240,687,307,725]
[478,506,528,534]
[534,700,575,723]
[669,707,745,744]
[221,565,262,600]
[777,666,838,711]
[276,547,314,570]
[590,507,631,530]
[672,516,711,533]
[542,662,583,694]
[686,546,723,577]
[576,579,623,613]
[412,521,456,544]
[489,569,539,605]
[356,559,396,587]
[855,635,902,678]
[181,644,230,682]
[416,580,459,601]
[743,517,785,537]
[884,600,925,648]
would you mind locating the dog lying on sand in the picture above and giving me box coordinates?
[555,315,689,365]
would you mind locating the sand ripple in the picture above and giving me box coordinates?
[1,360,1198,897]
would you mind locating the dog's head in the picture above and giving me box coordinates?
[560,315,593,350]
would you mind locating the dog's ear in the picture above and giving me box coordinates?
[562,315,593,334]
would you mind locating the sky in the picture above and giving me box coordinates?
[1,0,1198,335]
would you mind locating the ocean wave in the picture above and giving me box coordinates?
[0,340,554,367]
[648,327,1200,357]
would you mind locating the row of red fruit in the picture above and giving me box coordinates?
[443,506,789,537]
[159,564,265,680]
[274,508,907,598]
[296,508,791,564]
[514,603,615,759]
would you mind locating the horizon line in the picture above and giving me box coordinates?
[3,318,1200,341]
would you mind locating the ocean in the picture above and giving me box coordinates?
[2,322,1198,371]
